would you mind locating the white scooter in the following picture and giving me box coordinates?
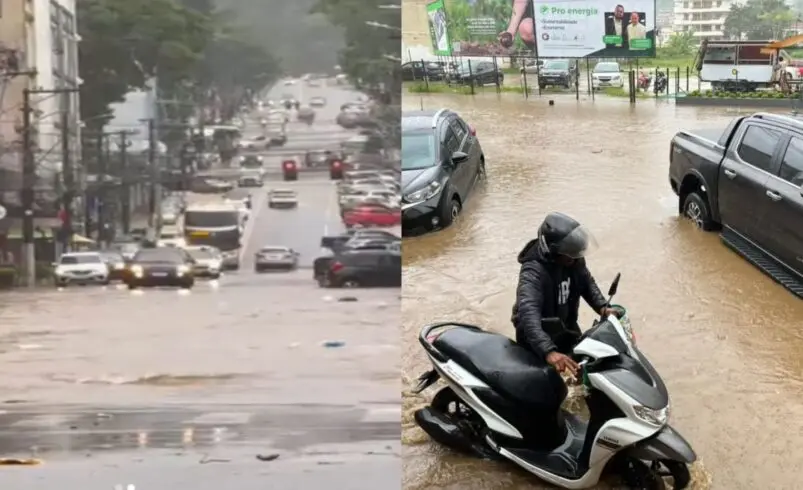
[412,274,696,489]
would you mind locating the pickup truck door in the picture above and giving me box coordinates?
[719,123,784,249]
[764,135,803,276]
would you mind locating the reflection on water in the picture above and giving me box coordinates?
[401,93,803,489]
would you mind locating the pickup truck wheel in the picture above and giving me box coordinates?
[682,192,715,231]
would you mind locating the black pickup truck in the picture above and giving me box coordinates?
[669,112,803,296]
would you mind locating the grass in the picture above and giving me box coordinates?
[405,81,526,95]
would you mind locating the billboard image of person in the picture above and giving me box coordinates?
[437,0,536,57]
[427,0,452,55]
[535,0,655,58]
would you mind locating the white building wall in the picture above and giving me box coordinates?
[673,0,735,40]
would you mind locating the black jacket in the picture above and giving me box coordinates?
[511,238,607,359]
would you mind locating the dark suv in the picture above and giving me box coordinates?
[401,109,485,233]
[324,250,401,288]
[401,61,445,81]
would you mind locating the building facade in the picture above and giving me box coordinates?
[673,0,734,40]
[0,0,80,218]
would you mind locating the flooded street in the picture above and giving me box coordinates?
[401,94,803,489]
[0,83,400,488]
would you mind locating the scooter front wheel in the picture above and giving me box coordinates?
[620,458,666,490]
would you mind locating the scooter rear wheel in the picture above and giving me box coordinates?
[429,387,500,460]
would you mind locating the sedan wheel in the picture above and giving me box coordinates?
[342,279,360,288]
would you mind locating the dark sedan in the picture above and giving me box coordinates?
[401,61,445,81]
[447,61,503,86]
[401,109,484,232]
[123,247,195,289]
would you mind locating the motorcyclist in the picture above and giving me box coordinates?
[511,212,618,376]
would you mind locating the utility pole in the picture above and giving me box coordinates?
[147,118,157,229]
[60,110,73,253]
[119,131,130,234]
[20,89,35,287]
[95,133,105,245]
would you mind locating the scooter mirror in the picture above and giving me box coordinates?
[608,273,621,297]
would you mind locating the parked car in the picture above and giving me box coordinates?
[401,61,445,81]
[448,60,503,85]
[520,59,544,75]
[669,112,803,296]
[99,251,127,281]
[401,109,485,232]
[323,249,402,288]
[538,59,577,89]
[591,62,624,89]
[343,204,400,228]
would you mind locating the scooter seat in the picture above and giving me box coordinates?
[433,328,567,412]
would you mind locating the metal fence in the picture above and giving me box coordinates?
[404,55,702,103]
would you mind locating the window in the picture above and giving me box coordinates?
[737,125,782,172]
[443,127,460,153]
[449,118,466,141]
[779,137,803,186]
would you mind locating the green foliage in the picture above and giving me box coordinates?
[689,89,796,98]
[661,31,697,58]
[78,0,214,126]
[444,0,526,50]
[311,0,399,99]
[724,0,795,40]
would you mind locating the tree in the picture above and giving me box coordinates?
[311,0,399,101]
[661,31,697,58]
[78,0,214,128]
[724,0,794,40]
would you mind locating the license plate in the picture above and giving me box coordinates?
[151,272,168,277]
[267,255,282,260]
[191,231,209,237]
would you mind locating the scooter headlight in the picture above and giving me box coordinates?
[633,404,669,426]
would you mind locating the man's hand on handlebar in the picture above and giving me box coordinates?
[546,352,579,376]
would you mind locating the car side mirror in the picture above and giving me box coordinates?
[451,151,469,164]
[608,272,621,297]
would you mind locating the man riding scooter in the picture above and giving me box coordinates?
[512,212,620,376]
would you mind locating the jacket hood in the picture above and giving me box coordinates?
[517,238,547,264]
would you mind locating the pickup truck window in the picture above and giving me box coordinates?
[780,137,803,186]
[737,125,783,172]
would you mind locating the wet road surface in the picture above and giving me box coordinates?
[0,82,400,488]
[401,94,803,490]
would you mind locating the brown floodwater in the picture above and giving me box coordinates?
[401,93,803,490]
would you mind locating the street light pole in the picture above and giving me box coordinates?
[60,110,73,253]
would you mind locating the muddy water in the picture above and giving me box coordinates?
[401,94,803,490]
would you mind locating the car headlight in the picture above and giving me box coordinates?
[633,404,669,426]
[209,260,221,270]
[113,262,124,270]
[404,181,442,203]
[176,264,191,275]
[130,265,144,278]
[611,75,621,80]
[54,266,65,276]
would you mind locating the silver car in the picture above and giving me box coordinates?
[220,249,240,270]
[268,189,298,209]
[185,246,222,279]
[255,246,299,272]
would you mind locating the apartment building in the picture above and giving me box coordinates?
[0,0,80,202]
[673,0,734,40]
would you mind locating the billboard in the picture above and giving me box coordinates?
[533,0,656,58]
[435,0,536,57]
[427,0,452,56]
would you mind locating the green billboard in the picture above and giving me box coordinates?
[434,0,536,57]
[427,0,452,56]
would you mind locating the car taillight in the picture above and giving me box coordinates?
[469,125,476,136]
[283,161,295,169]
[332,160,342,168]
[330,261,344,272]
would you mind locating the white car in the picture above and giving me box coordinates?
[310,96,326,107]
[284,79,296,85]
[53,252,110,287]
[591,62,624,89]
[268,189,298,209]
[157,228,186,248]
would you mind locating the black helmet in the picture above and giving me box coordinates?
[537,212,598,259]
